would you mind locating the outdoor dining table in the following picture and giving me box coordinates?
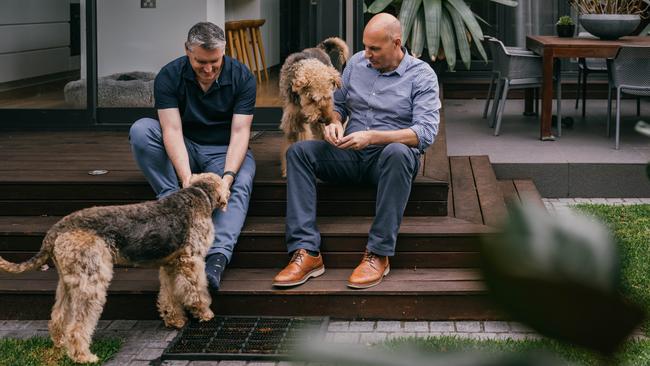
[526,35,650,141]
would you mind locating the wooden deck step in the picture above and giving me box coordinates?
[0,216,496,269]
[0,267,500,320]
[0,131,450,217]
[498,179,546,209]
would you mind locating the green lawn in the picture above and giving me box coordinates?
[573,203,650,331]
[382,204,650,366]
[381,336,650,365]
[0,337,121,366]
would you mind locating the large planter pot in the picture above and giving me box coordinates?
[579,14,641,40]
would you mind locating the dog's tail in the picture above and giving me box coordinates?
[318,37,350,72]
[0,231,54,273]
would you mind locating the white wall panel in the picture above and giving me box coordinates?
[0,0,68,25]
[0,23,70,54]
[0,48,70,83]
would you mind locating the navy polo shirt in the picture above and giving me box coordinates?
[154,55,256,145]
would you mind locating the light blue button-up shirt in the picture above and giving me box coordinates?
[334,48,441,152]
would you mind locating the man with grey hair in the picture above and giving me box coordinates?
[130,22,256,291]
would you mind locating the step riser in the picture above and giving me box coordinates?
[0,294,502,320]
[0,184,448,202]
[0,201,448,217]
[0,252,480,269]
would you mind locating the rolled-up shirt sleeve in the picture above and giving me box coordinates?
[409,66,441,152]
[333,61,352,122]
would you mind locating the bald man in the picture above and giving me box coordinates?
[273,13,441,289]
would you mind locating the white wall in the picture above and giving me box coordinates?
[0,0,74,83]
[97,0,211,77]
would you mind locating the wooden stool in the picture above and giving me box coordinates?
[225,19,269,83]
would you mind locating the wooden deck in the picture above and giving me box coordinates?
[0,114,544,320]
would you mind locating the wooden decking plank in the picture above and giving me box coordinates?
[0,268,486,294]
[1,251,480,269]
[470,156,507,228]
[513,179,545,209]
[499,180,520,204]
[423,105,449,183]
[449,156,482,224]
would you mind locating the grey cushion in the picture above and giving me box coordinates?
[64,71,156,108]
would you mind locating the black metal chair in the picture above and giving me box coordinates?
[607,46,650,149]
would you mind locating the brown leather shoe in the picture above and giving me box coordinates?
[272,249,325,287]
[347,250,390,289]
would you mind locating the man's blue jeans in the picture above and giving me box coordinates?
[285,140,420,257]
[129,117,256,262]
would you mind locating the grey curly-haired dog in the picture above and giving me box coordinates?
[279,37,349,177]
[0,173,227,363]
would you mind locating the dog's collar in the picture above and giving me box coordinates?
[194,186,213,209]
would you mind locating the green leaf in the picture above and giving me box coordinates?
[366,0,395,14]
[422,0,442,60]
[399,0,423,41]
[444,2,471,69]
[440,7,456,71]
[488,0,519,6]
[410,7,426,58]
[474,11,489,26]
[446,0,488,62]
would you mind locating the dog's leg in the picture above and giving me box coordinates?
[281,137,292,179]
[158,265,188,328]
[176,255,214,322]
[56,231,113,364]
[49,278,70,348]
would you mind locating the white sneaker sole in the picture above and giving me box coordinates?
[272,266,325,287]
[347,266,390,289]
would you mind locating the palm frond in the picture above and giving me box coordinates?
[488,0,518,6]
[367,0,395,14]
[446,0,488,62]
[399,0,424,41]
[444,2,472,69]
[422,0,442,60]
[410,7,426,58]
[440,7,457,71]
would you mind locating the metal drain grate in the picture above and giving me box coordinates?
[159,316,329,362]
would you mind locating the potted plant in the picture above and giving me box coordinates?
[365,0,519,71]
[556,15,576,37]
[570,0,648,40]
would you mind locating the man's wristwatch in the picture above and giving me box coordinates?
[222,170,237,179]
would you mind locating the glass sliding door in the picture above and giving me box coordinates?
[0,0,85,110]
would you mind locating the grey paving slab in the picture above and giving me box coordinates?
[134,347,165,361]
[483,321,511,333]
[455,321,482,333]
[348,321,375,332]
[376,321,402,332]
[160,361,190,366]
[429,321,455,332]
[108,320,138,331]
[327,321,349,332]
[359,332,388,345]
[402,321,428,332]
[188,361,222,366]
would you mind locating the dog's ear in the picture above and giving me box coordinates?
[329,67,342,89]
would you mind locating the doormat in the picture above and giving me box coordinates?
[158,316,329,362]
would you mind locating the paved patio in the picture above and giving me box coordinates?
[445,98,650,197]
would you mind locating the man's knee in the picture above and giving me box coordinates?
[286,140,327,163]
[129,118,160,148]
[380,143,413,166]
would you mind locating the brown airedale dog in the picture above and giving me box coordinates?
[279,37,349,177]
[0,173,227,363]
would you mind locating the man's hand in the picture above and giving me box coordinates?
[337,131,373,150]
[324,121,344,146]
[181,176,192,189]
[217,175,233,211]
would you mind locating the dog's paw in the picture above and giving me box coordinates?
[70,352,99,364]
[196,308,214,322]
[163,316,187,329]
